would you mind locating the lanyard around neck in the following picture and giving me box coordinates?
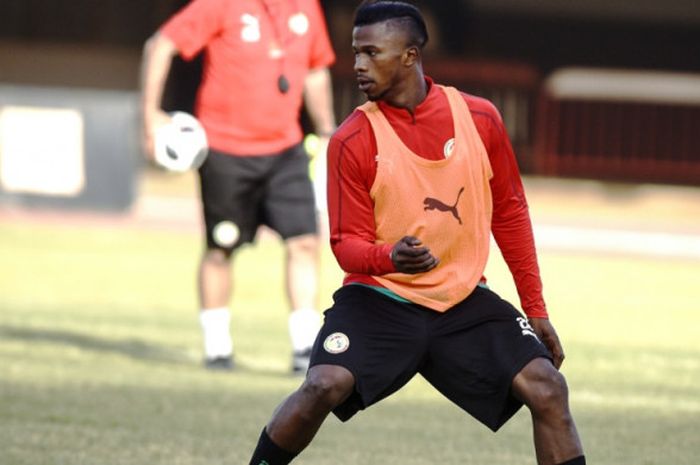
[258,0,299,94]
[258,0,298,51]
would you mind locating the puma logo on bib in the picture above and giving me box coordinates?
[423,187,465,225]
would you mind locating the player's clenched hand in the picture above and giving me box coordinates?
[390,236,439,274]
[529,318,565,369]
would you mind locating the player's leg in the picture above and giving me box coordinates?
[249,364,355,465]
[197,247,235,368]
[198,248,232,309]
[265,144,322,372]
[511,359,585,465]
[284,232,321,372]
[423,286,584,464]
[197,149,267,369]
[285,233,319,312]
[249,285,429,464]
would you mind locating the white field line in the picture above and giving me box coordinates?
[532,224,700,260]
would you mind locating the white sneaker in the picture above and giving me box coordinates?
[291,348,312,374]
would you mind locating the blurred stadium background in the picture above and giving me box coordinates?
[1,1,699,464]
[2,0,699,200]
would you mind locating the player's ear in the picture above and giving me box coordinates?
[403,45,420,67]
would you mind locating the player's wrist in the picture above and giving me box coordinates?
[315,124,336,138]
[383,244,398,272]
[525,312,549,320]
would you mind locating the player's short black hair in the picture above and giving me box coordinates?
[354,1,429,49]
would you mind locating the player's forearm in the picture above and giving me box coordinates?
[330,236,395,275]
[140,32,177,126]
[492,207,548,318]
[303,67,336,136]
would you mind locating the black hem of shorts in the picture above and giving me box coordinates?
[278,228,319,242]
[307,360,364,423]
[489,351,553,432]
[198,144,317,249]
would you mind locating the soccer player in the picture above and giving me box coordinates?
[140,0,337,372]
[248,1,585,464]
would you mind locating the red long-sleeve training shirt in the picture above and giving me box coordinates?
[326,78,548,318]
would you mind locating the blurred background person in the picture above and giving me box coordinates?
[140,0,337,372]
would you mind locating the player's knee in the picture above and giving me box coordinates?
[515,359,570,416]
[530,374,571,423]
[286,233,319,257]
[204,247,234,263]
[300,366,354,410]
[535,370,568,412]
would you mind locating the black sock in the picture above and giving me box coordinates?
[249,428,298,465]
[557,456,586,465]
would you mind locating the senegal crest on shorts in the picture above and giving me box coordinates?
[323,332,349,354]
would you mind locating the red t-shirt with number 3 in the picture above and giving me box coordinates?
[161,0,335,155]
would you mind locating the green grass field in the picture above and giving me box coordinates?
[1,218,699,464]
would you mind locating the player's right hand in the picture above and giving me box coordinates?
[390,236,439,274]
[529,318,566,369]
[141,109,171,161]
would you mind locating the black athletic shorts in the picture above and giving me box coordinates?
[198,144,317,251]
[309,284,552,431]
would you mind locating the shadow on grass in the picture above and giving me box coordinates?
[0,324,190,364]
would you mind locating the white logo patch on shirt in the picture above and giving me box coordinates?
[288,13,309,35]
[241,14,261,42]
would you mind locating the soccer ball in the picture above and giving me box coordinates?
[154,112,208,172]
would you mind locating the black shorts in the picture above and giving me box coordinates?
[309,285,552,431]
[198,144,317,251]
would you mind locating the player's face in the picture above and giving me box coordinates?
[352,21,411,102]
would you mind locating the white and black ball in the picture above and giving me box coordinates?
[154,112,208,172]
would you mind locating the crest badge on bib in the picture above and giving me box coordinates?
[443,138,455,158]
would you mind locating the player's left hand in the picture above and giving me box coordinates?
[391,236,440,274]
[529,318,565,369]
